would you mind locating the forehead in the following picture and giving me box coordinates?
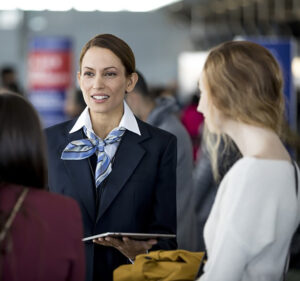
[82,47,124,70]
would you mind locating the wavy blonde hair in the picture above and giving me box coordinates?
[203,40,285,179]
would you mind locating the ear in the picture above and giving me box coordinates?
[126,72,138,93]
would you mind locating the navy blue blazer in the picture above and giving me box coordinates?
[45,117,177,281]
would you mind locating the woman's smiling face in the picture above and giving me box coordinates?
[78,47,134,119]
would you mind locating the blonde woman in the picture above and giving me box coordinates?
[197,41,300,281]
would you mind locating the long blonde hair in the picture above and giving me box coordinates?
[203,40,286,179]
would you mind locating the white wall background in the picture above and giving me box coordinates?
[0,9,194,91]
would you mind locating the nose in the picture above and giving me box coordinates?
[93,73,105,89]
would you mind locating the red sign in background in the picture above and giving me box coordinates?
[28,51,71,89]
[28,37,73,127]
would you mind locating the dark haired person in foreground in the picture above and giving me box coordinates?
[0,92,85,281]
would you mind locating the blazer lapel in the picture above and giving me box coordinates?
[62,128,96,222]
[97,126,150,221]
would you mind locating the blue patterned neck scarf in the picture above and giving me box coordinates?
[61,126,126,187]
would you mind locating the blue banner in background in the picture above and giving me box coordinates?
[29,89,67,128]
[29,37,72,51]
[28,37,73,128]
[247,38,297,130]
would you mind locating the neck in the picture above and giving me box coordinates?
[222,119,290,161]
[89,108,123,139]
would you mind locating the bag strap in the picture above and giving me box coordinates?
[0,188,29,243]
[195,251,207,279]
[282,161,299,281]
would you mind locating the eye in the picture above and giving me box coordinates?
[83,71,94,77]
[104,72,117,77]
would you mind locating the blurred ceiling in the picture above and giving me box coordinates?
[166,0,300,49]
[0,0,182,12]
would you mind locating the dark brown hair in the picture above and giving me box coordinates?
[79,33,136,76]
[0,92,47,189]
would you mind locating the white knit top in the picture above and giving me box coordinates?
[198,157,300,281]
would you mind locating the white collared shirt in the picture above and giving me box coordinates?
[69,101,140,160]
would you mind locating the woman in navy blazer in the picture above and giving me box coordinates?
[0,92,85,281]
[46,34,177,281]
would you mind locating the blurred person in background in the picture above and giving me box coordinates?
[126,71,197,250]
[196,41,300,281]
[193,127,241,252]
[126,71,197,251]
[0,66,24,96]
[181,93,204,162]
[65,88,87,119]
[45,34,177,281]
[150,83,177,100]
[0,92,85,281]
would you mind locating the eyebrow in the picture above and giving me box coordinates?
[82,66,118,71]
